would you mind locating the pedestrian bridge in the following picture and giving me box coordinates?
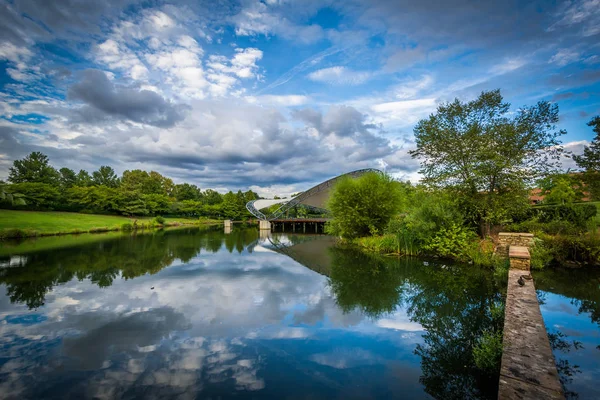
[246,169,380,221]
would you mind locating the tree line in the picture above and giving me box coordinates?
[1,152,259,220]
[326,90,599,266]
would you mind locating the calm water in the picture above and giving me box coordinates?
[534,268,600,399]
[0,227,506,399]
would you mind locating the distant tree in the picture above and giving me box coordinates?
[538,174,584,205]
[8,152,59,184]
[75,170,93,187]
[573,116,600,200]
[203,189,223,205]
[410,89,566,235]
[174,183,201,201]
[59,168,77,190]
[326,172,402,239]
[92,165,119,188]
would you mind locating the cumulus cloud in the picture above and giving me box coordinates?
[68,69,187,128]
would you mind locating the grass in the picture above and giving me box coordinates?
[0,210,220,239]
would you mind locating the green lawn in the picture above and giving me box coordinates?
[0,210,219,238]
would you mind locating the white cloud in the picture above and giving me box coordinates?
[491,57,527,74]
[549,49,581,67]
[370,98,437,125]
[246,94,310,107]
[308,66,371,86]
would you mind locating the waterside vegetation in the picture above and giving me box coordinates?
[327,90,600,269]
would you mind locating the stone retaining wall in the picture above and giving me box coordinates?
[497,232,535,257]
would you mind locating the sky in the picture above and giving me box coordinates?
[0,0,599,196]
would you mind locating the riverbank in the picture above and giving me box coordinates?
[0,210,221,239]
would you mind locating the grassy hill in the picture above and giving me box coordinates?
[0,210,219,238]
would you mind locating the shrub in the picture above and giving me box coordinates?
[539,233,600,266]
[464,238,502,267]
[530,238,553,270]
[326,172,402,239]
[422,223,476,261]
[121,222,133,231]
[153,215,165,225]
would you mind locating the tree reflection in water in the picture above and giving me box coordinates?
[2,230,505,399]
[328,246,503,400]
[0,226,259,309]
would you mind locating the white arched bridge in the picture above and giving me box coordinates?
[246,168,381,221]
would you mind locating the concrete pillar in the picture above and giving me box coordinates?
[224,220,232,229]
[259,220,271,230]
[293,223,295,232]
[303,223,306,233]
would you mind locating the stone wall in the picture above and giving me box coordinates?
[497,232,534,257]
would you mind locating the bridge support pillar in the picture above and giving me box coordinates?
[303,223,306,233]
[259,220,271,230]
[224,220,232,229]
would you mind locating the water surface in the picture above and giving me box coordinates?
[1,227,503,399]
[534,268,600,399]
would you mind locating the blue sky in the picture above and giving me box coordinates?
[0,0,599,195]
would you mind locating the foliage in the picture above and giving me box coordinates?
[8,151,60,184]
[509,203,597,233]
[538,173,585,205]
[530,238,553,270]
[537,232,600,266]
[121,222,133,231]
[422,223,476,261]
[410,89,566,235]
[573,116,600,200]
[154,215,165,225]
[326,172,402,239]
[92,165,119,187]
[7,183,60,208]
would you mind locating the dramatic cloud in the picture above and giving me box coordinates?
[0,0,598,192]
[68,70,187,128]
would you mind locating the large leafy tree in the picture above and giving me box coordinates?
[8,152,59,184]
[92,165,119,188]
[75,169,93,187]
[573,116,600,200]
[326,171,402,239]
[410,90,566,235]
[59,168,77,190]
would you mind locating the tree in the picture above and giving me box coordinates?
[8,152,59,184]
[174,183,201,201]
[573,116,600,200]
[92,165,119,188]
[326,172,402,239]
[410,90,566,235]
[75,169,93,187]
[538,174,584,205]
[59,168,77,190]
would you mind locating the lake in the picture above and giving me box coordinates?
[0,226,595,399]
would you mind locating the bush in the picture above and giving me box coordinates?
[422,223,476,261]
[539,233,600,266]
[530,238,553,270]
[464,238,503,267]
[153,215,165,225]
[326,172,402,239]
[121,222,133,231]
